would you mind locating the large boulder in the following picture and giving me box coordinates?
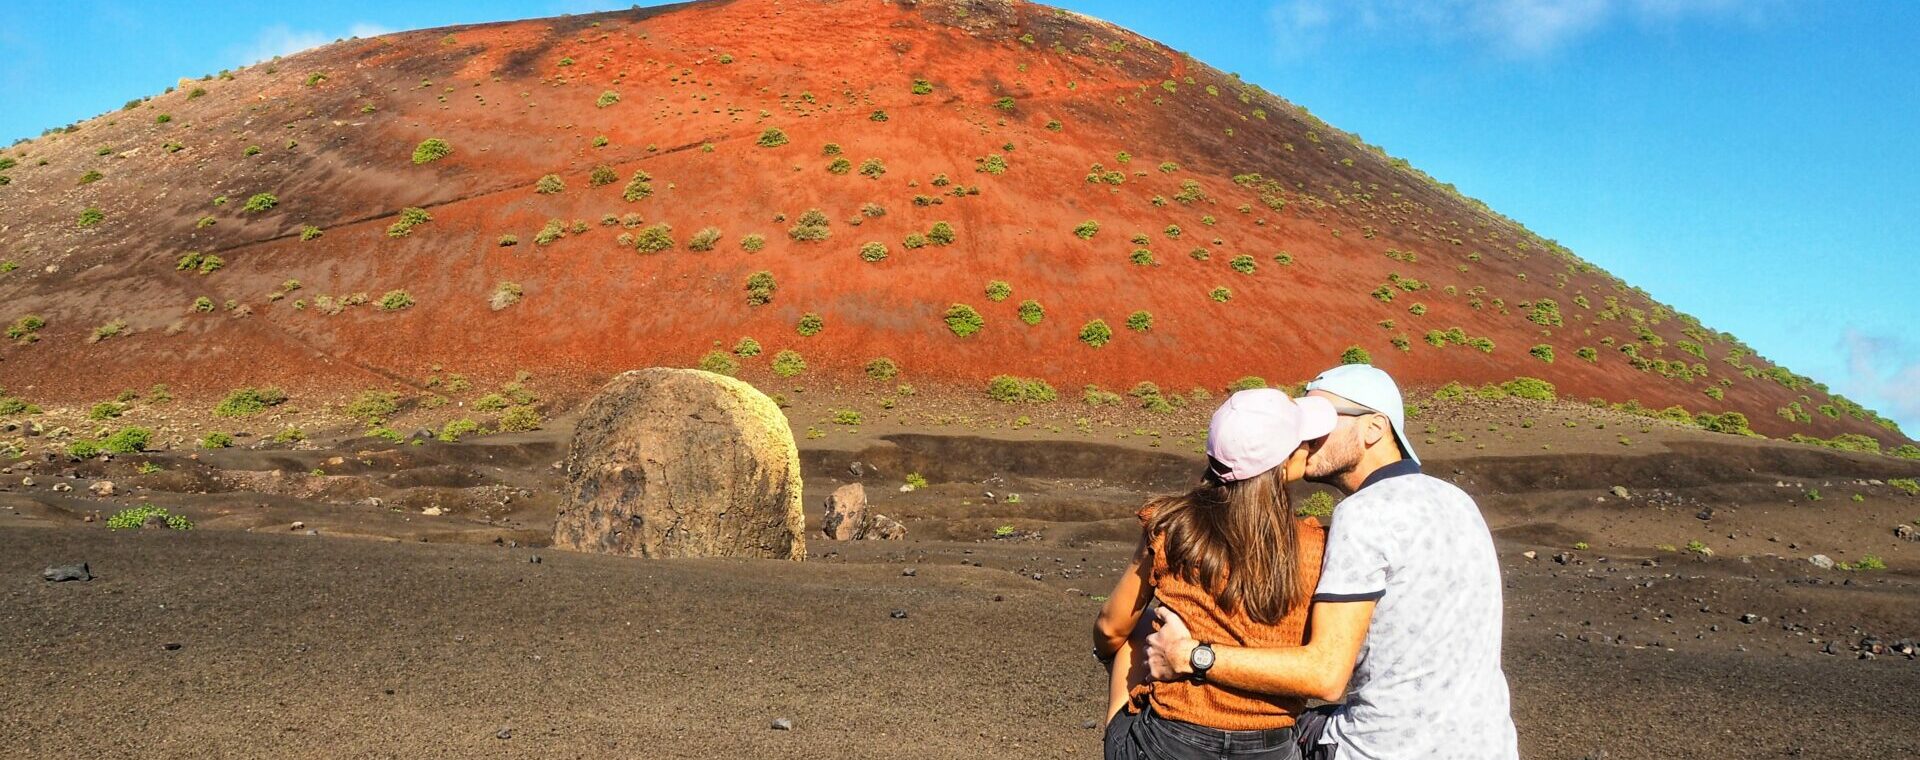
[554,368,805,560]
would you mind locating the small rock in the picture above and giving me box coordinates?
[1552,552,1572,565]
[421,507,444,516]
[1081,719,1100,730]
[1694,508,1712,521]
[290,521,305,531]
[1895,524,1917,542]
[53,483,72,493]
[20,476,34,487]
[162,642,182,651]
[529,555,542,564]
[304,529,319,536]
[495,727,512,740]
[140,513,169,529]
[1610,486,1630,500]
[771,718,794,731]
[1808,554,1835,570]
[89,480,115,497]
[847,461,867,478]
[1520,551,1537,561]
[901,567,917,577]
[1739,613,1759,624]
[889,609,908,619]
[42,563,92,582]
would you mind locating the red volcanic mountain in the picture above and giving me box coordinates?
[0,0,1904,443]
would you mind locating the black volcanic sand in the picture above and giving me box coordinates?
[3,406,1920,758]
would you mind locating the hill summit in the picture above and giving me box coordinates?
[0,0,1905,445]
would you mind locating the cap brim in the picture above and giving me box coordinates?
[1294,396,1339,442]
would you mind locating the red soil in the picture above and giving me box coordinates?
[0,0,1903,444]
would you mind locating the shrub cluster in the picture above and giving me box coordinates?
[412,138,451,164]
[1079,319,1113,348]
[945,304,985,337]
[988,375,1057,403]
[386,207,432,237]
[1017,299,1044,325]
[746,271,776,306]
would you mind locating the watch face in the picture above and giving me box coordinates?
[1191,645,1214,671]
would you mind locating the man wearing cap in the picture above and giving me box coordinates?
[1143,365,1519,760]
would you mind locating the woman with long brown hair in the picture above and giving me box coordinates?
[1093,389,1337,759]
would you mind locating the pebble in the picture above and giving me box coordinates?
[1739,613,1759,624]
[1808,554,1834,570]
[529,556,542,564]
[901,567,917,577]
[290,521,305,530]
[495,727,512,740]
[20,476,33,487]
[162,642,182,651]
[1081,719,1100,730]
[771,718,794,731]
[1521,551,1537,560]
[889,609,908,619]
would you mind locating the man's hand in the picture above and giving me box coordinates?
[1143,606,1197,681]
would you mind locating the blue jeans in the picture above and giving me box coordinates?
[1104,703,1302,760]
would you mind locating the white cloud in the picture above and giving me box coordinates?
[1840,329,1920,435]
[232,22,398,66]
[1268,0,1777,58]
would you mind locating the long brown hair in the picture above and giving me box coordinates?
[1145,466,1305,626]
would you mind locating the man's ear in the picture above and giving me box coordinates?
[1365,415,1390,448]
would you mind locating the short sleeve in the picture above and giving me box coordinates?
[1314,497,1392,601]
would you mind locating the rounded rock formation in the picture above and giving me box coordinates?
[554,368,805,560]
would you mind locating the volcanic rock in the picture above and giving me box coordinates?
[1808,554,1835,570]
[554,368,804,560]
[820,483,867,541]
[41,563,91,582]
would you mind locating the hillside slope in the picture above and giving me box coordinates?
[0,0,1904,444]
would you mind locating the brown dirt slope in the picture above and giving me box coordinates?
[0,0,1903,445]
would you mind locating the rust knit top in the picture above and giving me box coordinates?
[1128,505,1326,730]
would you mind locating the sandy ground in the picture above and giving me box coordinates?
[3,397,1920,758]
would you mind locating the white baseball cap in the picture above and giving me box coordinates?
[1305,364,1419,464]
[1206,389,1339,482]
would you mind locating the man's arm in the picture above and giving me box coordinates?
[1144,599,1373,702]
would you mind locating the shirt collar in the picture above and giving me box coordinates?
[1357,458,1422,492]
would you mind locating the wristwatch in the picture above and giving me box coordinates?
[1189,642,1215,680]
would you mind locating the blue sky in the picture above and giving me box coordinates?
[3,1,1914,433]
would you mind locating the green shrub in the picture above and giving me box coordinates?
[976,154,1008,174]
[535,174,565,194]
[6,315,45,343]
[1017,300,1044,325]
[493,405,541,433]
[1079,319,1113,348]
[1126,311,1153,332]
[688,227,722,252]
[344,391,400,423]
[903,233,929,249]
[622,169,655,201]
[386,207,431,237]
[107,504,192,531]
[1529,344,1555,363]
[412,138,452,164]
[789,209,830,241]
[588,165,618,187]
[741,233,766,252]
[1340,346,1371,365]
[859,241,889,262]
[88,402,124,420]
[756,128,789,148]
[633,223,675,253]
[796,313,824,337]
[831,409,862,426]
[1130,249,1156,266]
[1843,555,1887,571]
[945,304,984,337]
[865,357,900,381]
[993,96,1015,112]
[1073,220,1100,239]
[827,157,853,175]
[200,431,235,449]
[215,387,287,417]
[243,145,262,156]
[77,207,105,228]
[1501,377,1556,401]
[438,418,481,442]
[745,271,776,306]
[985,280,1012,302]
[1296,491,1336,518]
[89,320,127,343]
[1468,337,1495,353]
[1576,347,1598,363]
[733,337,762,357]
[1226,376,1268,392]
[379,290,414,311]
[299,225,323,241]
[490,282,523,310]
[1695,411,1754,436]
[1527,299,1564,327]
[1210,287,1232,303]
[535,219,566,245]
[912,78,933,95]
[1229,255,1256,274]
[498,234,519,247]
[1083,385,1122,405]
[858,158,886,178]
[596,90,620,108]
[772,350,807,377]
[988,375,1057,403]
[101,427,152,454]
[928,221,956,245]
[1889,478,1918,496]
[78,169,104,185]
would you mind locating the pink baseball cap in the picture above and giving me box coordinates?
[1206,389,1339,482]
